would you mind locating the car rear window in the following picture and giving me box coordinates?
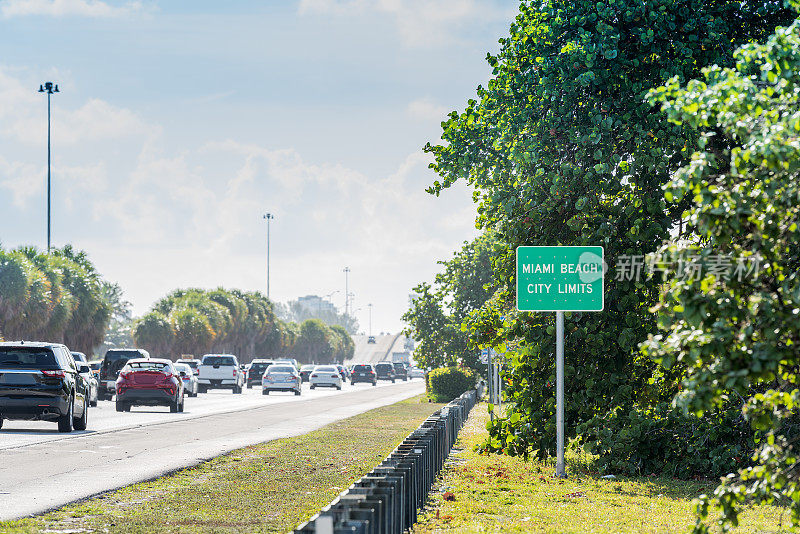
[104,350,144,361]
[376,363,392,369]
[0,348,58,368]
[354,365,372,371]
[125,361,172,372]
[301,365,315,371]
[268,366,295,373]
[203,356,235,366]
[315,366,336,372]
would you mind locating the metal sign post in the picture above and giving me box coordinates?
[555,310,565,477]
[516,246,604,479]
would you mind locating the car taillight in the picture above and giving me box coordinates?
[370,371,375,375]
[119,371,131,380]
[290,375,298,380]
[233,369,237,376]
[331,374,338,378]
[311,374,318,378]
[41,369,66,379]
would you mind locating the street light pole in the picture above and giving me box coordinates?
[368,303,373,337]
[39,81,59,254]
[263,213,274,299]
[343,267,350,316]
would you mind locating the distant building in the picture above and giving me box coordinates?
[297,295,337,314]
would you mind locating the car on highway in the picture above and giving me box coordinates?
[299,364,315,382]
[262,364,301,395]
[350,364,377,386]
[336,364,350,382]
[275,358,300,370]
[88,359,102,380]
[408,367,425,379]
[175,358,201,375]
[392,362,409,381]
[246,359,274,388]
[73,352,99,407]
[367,336,376,344]
[0,342,90,432]
[197,354,244,394]
[174,363,199,397]
[374,362,397,383]
[310,365,342,390]
[98,348,150,400]
[115,358,185,413]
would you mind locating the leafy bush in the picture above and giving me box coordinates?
[427,366,476,402]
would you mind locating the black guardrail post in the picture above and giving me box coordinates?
[293,389,477,534]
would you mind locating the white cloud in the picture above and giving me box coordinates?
[0,156,42,208]
[0,0,142,18]
[298,0,511,47]
[0,71,155,146]
[406,97,449,122]
[0,67,479,332]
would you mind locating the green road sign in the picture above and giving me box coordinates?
[516,246,604,312]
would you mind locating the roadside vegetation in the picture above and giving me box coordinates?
[404,0,800,530]
[134,288,355,363]
[0,395,442,534]
[414,406,786,533]
[0,245,114,353]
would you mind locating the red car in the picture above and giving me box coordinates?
[115,358,185,413]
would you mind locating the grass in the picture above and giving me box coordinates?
[1,395,444,534]
[413,404,788,534]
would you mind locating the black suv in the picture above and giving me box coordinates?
[374,362,396,383]
[246,359,274,388]
[350,364,377,386]
[392,362,408,381]
[0,342,90,432]
[98,348,150,400]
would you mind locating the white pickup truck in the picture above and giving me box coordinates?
[197,354,244,394]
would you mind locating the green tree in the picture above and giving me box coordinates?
[170,308,215,357]
[403,233,497,371]
[644,9,800,530]
[98,282,134,354]
[293,319,335,364]
[423,0,794,463]
[330,324,355,362]
[133,312,174,358]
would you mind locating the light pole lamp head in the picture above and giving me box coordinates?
[263,213,274,220]
[38,82,59,94]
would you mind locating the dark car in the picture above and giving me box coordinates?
[246,359,274,388]
[350,364,377,386]
[374,362,396,383]
[299,364,315,382]
[392,362,408,381]
[98,348,150,400]
[115,358,184,413]
[367,336,376,344]
[0,342,90,432]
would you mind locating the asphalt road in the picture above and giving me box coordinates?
[0,378,425,520]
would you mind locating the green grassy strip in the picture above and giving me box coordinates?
[413,404,787,533]
[1,395,443,534]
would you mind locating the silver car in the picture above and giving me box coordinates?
[262,364,301,396]
[174,363,199,397]
[72,351,98,407]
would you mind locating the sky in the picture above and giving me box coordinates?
[0,0,517,334]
